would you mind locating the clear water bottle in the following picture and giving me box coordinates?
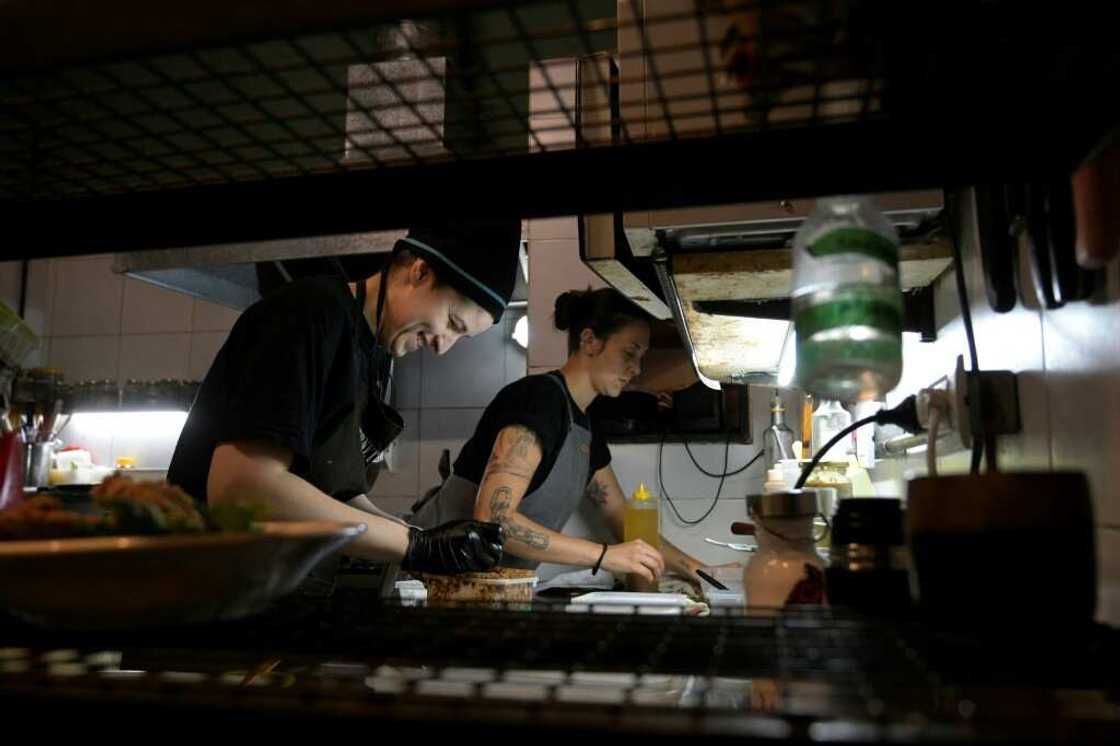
[791,196,903,401]
[810,399,852,458]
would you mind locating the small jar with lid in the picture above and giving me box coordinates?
[825,498,910,615]
[743,490,827,610]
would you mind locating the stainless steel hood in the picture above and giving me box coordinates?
[113,231,407,310]
[115,228,529,310]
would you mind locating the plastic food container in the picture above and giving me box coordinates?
[418,568,539,607]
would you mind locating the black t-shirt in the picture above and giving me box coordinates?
[168,276,384,502]
[452,372,612,494]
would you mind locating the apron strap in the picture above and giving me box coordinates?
[544,371,576,428]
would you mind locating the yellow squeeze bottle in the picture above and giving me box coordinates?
[624,481,661,549]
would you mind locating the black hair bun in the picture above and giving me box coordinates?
[554,290,577,331]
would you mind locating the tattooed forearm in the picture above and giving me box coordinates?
[502,517,551,550]
[488,485,551,550]
[584,477,608,507]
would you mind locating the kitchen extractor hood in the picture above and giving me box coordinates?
[579,191,950,388]
[115,229,529,310]
[113,231,407,310]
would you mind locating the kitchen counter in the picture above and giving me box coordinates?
[1,592,1118,743]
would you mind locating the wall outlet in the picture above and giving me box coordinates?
[953,355,1022,448]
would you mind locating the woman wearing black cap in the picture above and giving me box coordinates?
[167,220,522,575]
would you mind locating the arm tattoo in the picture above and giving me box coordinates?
[489,486,513,521]
[481,426,540,482]
[584,477,608,507]
[503,519,551,550]
[488,485,550,550]
[511,429,535,458]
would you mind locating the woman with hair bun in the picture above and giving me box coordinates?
[415,287,709,586]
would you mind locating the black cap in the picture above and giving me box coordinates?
[396,219,522,323]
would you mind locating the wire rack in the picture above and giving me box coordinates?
[2,598,1119,740]
[2,0,1118,256]
[0,1,888,202]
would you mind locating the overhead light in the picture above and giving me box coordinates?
[67,411,190,437]
[512,315,529,349]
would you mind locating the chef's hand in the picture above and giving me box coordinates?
[401,520,503,574]
[602,539,665,582]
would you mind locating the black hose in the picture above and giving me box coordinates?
[946,191,985,474]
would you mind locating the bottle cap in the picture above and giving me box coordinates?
[632,482,653,502]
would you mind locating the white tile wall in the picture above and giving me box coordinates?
[527,232,607,370]
[121,279,193,334]
[191,298,241,332]
[22,260,55,340]
[188,331,229,380]
[1040,259,1120,526]
[51,255,124,337]
[3,255,241,386]
[48,335,121,381]
[119,333,191,381]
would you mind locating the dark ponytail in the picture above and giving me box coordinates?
[553,287,648,354]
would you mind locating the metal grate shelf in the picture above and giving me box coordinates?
[2,1,1118,256]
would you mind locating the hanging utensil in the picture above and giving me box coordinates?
[1044,179,1099,304]
[974,183,1018,313]
[1073,126,1120,270]
[1026,182,1063,309]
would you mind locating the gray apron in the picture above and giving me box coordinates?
[414,373,592,570]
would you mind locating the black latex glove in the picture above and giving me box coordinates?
[401,520,503,574]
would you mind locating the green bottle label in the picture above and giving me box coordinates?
[794,296,902,340]
[808,227,898,267]
[798,335,900,371]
